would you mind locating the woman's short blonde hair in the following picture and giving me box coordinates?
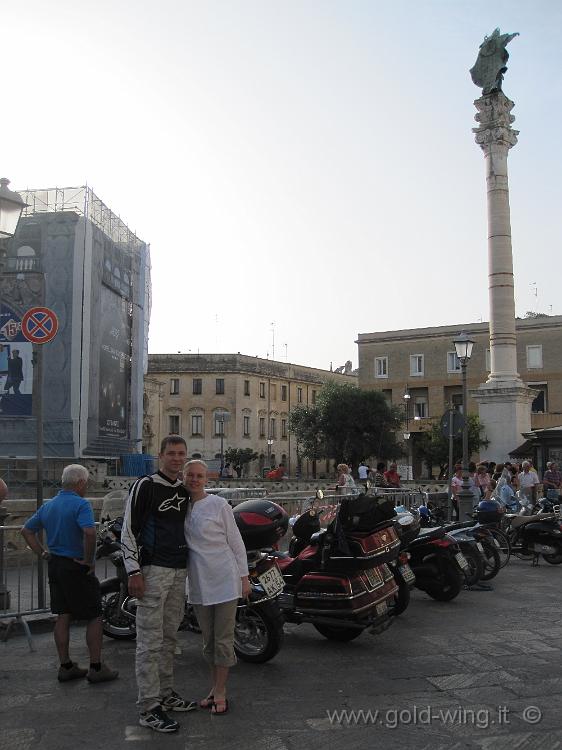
[183,459,208,472]
[336,463,349,473]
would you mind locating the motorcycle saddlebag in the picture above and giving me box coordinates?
[233,499,289,550]
[294,564,398,618]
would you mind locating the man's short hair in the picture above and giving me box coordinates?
[61,464,89,489]
[160,435,187,454]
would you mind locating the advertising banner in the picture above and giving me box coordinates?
[0,304,33,416]
[99,287,131,437]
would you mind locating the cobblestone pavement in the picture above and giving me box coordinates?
[2,557,562,750]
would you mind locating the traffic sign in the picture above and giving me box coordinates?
[21,307,59,345]
[440,409,465,440]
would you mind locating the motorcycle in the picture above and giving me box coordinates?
[442,521,502,582]
[506,505,562,565]
[406,526,467,601]
[96,515,286,663]
[258,491,401,642]
[390,508,419,616]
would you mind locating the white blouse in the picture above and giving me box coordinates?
[184,494,249,606]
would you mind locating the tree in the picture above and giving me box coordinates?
[289,381,404,470]
[224,447,259,478]
[416,414,489,479]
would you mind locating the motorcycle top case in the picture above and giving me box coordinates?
[326,521,401,572]
[393,511,421,548]
[234,499,289,550]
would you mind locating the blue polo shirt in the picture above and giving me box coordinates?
[24,490,95,558]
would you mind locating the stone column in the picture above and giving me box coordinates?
[471,91,536,461]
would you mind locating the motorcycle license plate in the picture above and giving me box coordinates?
[398,563,416,583]
[476,542,484,553]
[365,567,383,587]
[455,552,469,570]
[256,566,284,597]
[376,600,388,616]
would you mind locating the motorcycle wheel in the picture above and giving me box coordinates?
[542,551,562,564]
[102,593,137,640]
[425,563,463,602]
[313,624,365,642]
[462,548,485,586]
[509,530,534,561]
[234,603,284,663]
[479,542,501,581]
[390,572,411,617]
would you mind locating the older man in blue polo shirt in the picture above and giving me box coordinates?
[21,464,118,684]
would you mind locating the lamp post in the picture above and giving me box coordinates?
[267,438,274,474]
[216,411,230,476]
[453,332,475,520]
[403,388,411,480]
[0,177,27,610]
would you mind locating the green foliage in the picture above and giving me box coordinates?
[289,381,403,468]
[416,413,489,476]
[224,447,259,476]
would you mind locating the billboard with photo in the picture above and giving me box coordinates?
[0,304,33,416]
[98,286,131,437]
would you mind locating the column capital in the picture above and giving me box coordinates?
[473,91,518,153]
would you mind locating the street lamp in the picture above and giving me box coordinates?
[403,388,411,441]
[267,438,274,472]
[0,177,27,609]
[216,411,230,476]
[453,332,475,520]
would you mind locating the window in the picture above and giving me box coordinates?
[452,393,464,413]
[527,345,543,369]
[270,384,277,400]
[243,415,250,436]
[259,382,266,398]
[297,387,303,403]
[447,351,461,373]
[259,417,266,437]
[382,389,392,405]
[486,348,491,372]
[410,354,424,377]
[170,378,179,395]
[414,398,428,419]
[191,415,202,435]
[375,357,388,378]
[214,415,226,436]
[192,378,202,395]
[281,419,287,438]
[529,383,548,414]
[169,415,180,433]
[216,378,225,395]
[311,389,317,404]
[270,418,276,439]
[281,385,287,401]
[244,380,250,396]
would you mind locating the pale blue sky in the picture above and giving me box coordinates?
[4,1,561,369]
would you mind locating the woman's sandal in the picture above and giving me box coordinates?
[211,698,229,715]
[199,695,214,709]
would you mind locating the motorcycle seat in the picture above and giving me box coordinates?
[409,527,446,545]
[510,513,556,528]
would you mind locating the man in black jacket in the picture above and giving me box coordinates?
[121,435,196,733]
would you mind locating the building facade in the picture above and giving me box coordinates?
[357,316,562,467]
[144,354,356,477]
[0,187,150,458]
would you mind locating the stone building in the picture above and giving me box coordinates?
[357,316,562,469]
[144,353,356,478]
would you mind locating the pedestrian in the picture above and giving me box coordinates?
[518,460,540,505]
[183,460,250,715]
[542,461,562,501]
[384,462,401,488]
[4,349,24,394]
[358,461,369,481]
[20,465,118,684]
[373,462,389,488]
[474,464,491,496]
[120,435,196,734]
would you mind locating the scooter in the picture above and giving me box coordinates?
[97,515,286,663]
[506,506,562,565]
[261,491,401,642]
[406,526,467,601]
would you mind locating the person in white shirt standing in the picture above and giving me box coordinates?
[358,462,369,481]
[518,460,540,504]
[183,460,250,715]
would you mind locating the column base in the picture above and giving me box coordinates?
[471,381,537,463]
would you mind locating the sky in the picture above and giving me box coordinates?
[3,1,561,371]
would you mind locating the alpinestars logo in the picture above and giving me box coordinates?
[158,493,186,512]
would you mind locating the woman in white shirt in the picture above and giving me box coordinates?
[183,460,250,715]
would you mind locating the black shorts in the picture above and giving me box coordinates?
[48,556,102,620]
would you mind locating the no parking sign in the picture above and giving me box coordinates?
[21,307,59,344]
